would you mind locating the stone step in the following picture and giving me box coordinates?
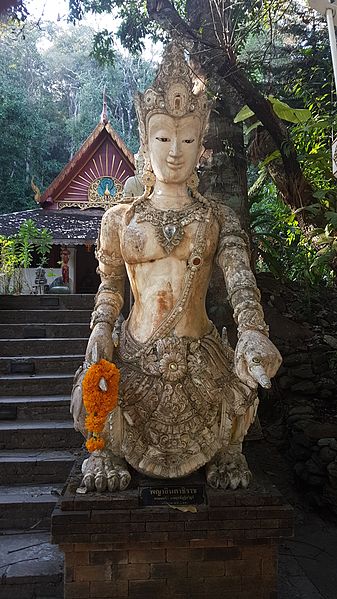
[0,293,94,311]
[0,449,78,484]
[0,337,88,357]
[0,421,83,450]
[0,483,63,530]
[0,308,91,324]
[0,322,90,339]
[0,531,63,599]
[0,373,73,396]
[0,395,72,421]
[0,354,83,375]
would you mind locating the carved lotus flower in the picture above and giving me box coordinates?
[159,351,187,382]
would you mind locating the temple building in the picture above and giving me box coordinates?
[0,104,135,294]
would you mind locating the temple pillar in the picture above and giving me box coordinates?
[51,451,293,599]
[68,246,76,294]
[61,245,76,293]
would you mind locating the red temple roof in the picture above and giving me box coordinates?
[40,122,135,210]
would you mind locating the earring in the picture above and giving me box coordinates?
[187,171,199,193]
[141,165,156,189]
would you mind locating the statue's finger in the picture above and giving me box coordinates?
[99,377,108,392]
[248,363,271,389]
[92,342,99,364]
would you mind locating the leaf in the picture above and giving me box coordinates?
[260,150,281,166]
[245,120,262,135]
[268,96,311,124]
[167,504,198,513]
[234,105,255,123]
[294,203,321,216]
[325,211,337,228]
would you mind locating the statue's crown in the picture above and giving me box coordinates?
[135,40,210,145]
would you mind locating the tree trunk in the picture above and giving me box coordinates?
[146,0,318,228]
[186,0,249,334]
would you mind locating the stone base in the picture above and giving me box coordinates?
[52,450,294,599]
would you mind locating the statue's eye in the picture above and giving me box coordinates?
[184,139,195,144]
[156,137,170,142]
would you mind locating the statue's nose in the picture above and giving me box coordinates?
[169,138,183,158]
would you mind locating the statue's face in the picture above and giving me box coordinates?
[147,114,202,185]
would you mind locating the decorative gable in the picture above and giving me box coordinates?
[40,122,135,211]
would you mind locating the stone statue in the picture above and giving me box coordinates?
[71,41,281,493]
[123,148,145,198]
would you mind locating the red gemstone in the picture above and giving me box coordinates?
[192,257,201,266]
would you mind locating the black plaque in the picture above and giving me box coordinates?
[139,484,205,506]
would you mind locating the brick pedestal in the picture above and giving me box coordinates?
[52,452,293,599]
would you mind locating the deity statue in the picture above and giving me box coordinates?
[122,148,145,199]
[71,41,281,493]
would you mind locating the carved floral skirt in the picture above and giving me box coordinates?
[108,322,255,479]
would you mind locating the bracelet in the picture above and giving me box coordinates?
[237,307,269,338]
[95,296,122,311]
[237,322,269,338]
[90,311,116,330]
[97,283,122,295]
[96,266,125,281]
[95,248,124,267]
[233,300,264,322]
[229,284,261,304]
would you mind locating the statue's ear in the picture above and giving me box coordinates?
[197,144,205,166]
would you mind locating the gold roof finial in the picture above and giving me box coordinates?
[100,85,108,125]
[31,177,41,204]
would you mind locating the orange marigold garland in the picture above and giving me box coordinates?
[82,359,120,452]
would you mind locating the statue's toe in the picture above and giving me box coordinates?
[119,469,131,491]
[95,472,107,492]
[83,472,95,492]
[205,463,220,489]
[106,470,119,491]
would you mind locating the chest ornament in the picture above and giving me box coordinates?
[135,199,209,254]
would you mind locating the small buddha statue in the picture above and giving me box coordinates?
[123,148,145,199]
[71,41,281,493]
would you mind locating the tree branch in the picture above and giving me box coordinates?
[146,0,316,219]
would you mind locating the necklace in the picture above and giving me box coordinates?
[135,198,208,254]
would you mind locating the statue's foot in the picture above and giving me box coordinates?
[79,452,131,493]
[206,450,252,490]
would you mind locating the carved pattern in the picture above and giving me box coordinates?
[109,324,254,478]
[134,40,210,147]
[135,198,209,254]
[59,176,124,211]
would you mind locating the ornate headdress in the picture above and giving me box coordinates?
[134,40,210,147]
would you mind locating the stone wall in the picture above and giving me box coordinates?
[257,273,337,510]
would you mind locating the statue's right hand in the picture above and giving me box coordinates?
[85,323,114,365]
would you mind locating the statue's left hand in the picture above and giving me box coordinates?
[234,330,282,389]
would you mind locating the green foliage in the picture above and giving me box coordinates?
[0,236,16,294]
[16,219,37,268]
[91,29,116,65]
[234,97,312,126]
[0,219,53,294]
[250,182,335,286]
[35,227,53,267]
[0,21,154,214]
[268,96,311,124]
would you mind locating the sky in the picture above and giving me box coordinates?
[26,0,115,28]
[25,0,162,61]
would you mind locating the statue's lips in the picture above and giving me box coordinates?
[166,162,184,170]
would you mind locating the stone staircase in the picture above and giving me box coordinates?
[0,294,93,599]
